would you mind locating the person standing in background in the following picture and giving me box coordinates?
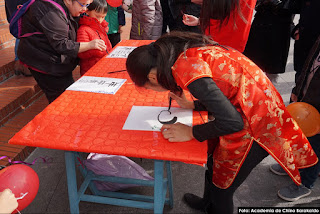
[105,5,126,47]
[269,0,320,202]
[243,0,295,83]
[160,0,176,34]
[18,0,107,103]
[130,0,162,40]
[183,0,256,52]
[77,0,112,76]
[291,0,320,99]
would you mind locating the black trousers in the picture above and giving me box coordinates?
[206,141,269,214]
[30,69,74,103]
[108,33,121,48]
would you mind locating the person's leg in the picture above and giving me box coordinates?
[208,142,269,214]
[108,33,121,48]
[184,141,268,214]
[29,69,74,103]
[300,134,320,188]
[275,134,320,202]
[183,168,212,211]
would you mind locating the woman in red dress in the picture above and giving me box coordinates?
[126,31,318,214]
[182,0,256,52]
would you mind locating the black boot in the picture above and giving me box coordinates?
[183,170,212,211]
[183,193,207,210]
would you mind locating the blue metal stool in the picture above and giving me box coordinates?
[65,151,174,214]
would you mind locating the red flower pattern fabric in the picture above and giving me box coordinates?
[172,46,318,189]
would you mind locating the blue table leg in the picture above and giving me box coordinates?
[65,152,174,214]
[65,151,80,214]
[154,160,164,214]
[166,161,174,208]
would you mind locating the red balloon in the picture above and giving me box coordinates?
[107,0,122,7]
[287,102,320,137]
[0,165,39,213]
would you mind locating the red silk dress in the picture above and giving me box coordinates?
[171,46,318,189]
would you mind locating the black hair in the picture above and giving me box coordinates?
[200,0,244,31]
[87,0,108,13]
[126,31,218,93]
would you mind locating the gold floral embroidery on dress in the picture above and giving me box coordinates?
[221,65,242,87]
[265,100,284,125]
[250,115,262,125]
[242,133,252,140]
[286,118,300,131]
[238,75,255,107]
[202,47,227,60]
[266,123,277,130]
[218,60,227,70]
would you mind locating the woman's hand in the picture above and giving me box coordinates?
[183,14,199,26]
[293,29,299,40]
[169,91,195,109]
[161,123,194,142]
[0,189,18,214]
[89,39,107,51]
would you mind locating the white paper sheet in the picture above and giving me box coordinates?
[106,46,136,58]
[123,106,193,132]
[66,76,126,95]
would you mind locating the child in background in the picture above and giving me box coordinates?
[105,5,126,47]
[77,0,112,76]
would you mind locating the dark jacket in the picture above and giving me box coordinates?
[17,0,80,76]
[293,0,320,74]
[243,0,294,74]
[293,35,320,111]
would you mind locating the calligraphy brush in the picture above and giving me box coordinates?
[107,69,127,74]
[168,97,172,111]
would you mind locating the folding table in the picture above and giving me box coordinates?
[9,40,207,214]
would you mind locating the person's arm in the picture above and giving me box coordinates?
[187,77,244,142]
[78,40,106,53]
[77,28,107,58]
[38,11,105,56]
[38,11,80,57]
